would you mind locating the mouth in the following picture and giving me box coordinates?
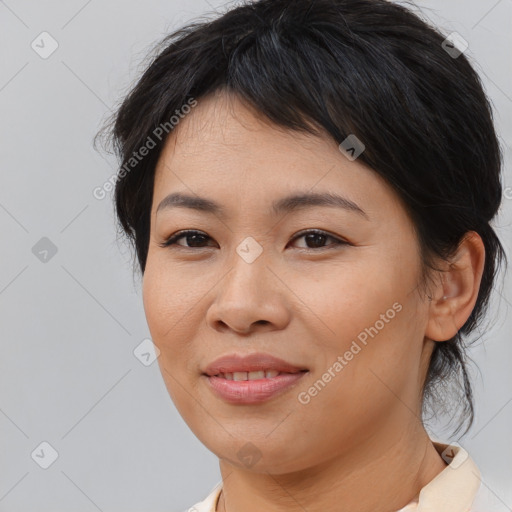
[201,352,310,404]
[210,369,309,381]
[202,352,309,378]
[202,368,309,404]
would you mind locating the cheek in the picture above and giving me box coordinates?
[288,256,409,345]
[291,252,424,394]
[142,255,201,340]
[142,264,169,341]
[142,262,196,387]
[142,258,203,406]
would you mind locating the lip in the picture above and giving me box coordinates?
[202,352,308,376]
[202,352,309,405]
[204,372,308,404]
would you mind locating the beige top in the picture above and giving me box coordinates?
[185,441,504,512]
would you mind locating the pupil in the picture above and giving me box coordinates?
[306,233,326,248]
[188,234,206,247]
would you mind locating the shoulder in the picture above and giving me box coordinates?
[180,483,222,512]
[424,440,510,512]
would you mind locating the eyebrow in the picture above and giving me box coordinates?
[156,191,369,220]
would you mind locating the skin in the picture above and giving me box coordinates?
[142,89,486,512]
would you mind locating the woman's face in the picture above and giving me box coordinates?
[143,91,434,473]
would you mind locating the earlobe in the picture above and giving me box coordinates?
[424,231,486,343]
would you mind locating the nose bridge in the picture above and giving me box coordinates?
[205,235,289,332]
[223,235,272,302]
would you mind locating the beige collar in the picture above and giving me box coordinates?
[414,440,481,512]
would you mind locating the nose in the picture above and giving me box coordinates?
[205,250,291,335]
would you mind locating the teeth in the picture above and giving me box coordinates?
[247,370,265,380]
[217,370,281,380]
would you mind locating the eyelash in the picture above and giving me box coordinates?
[157,229,349,252]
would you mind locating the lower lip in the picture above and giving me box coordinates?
[204,372,308,404]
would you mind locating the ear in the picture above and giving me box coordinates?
[425,231,486,342]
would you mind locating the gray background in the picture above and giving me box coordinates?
[0,1,511,511]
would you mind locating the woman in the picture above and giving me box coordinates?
[97,0,508,510]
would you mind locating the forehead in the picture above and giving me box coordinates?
[156,93,329,175]
[152,91,401,222]
[168,90,288,150]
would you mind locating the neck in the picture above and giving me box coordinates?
[216,423,447,512]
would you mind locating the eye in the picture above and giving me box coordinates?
[157,230,215,249]
[157,229,349,251]
[289,229,348,250]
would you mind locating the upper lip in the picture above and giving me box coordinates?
[203,353,308,376]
